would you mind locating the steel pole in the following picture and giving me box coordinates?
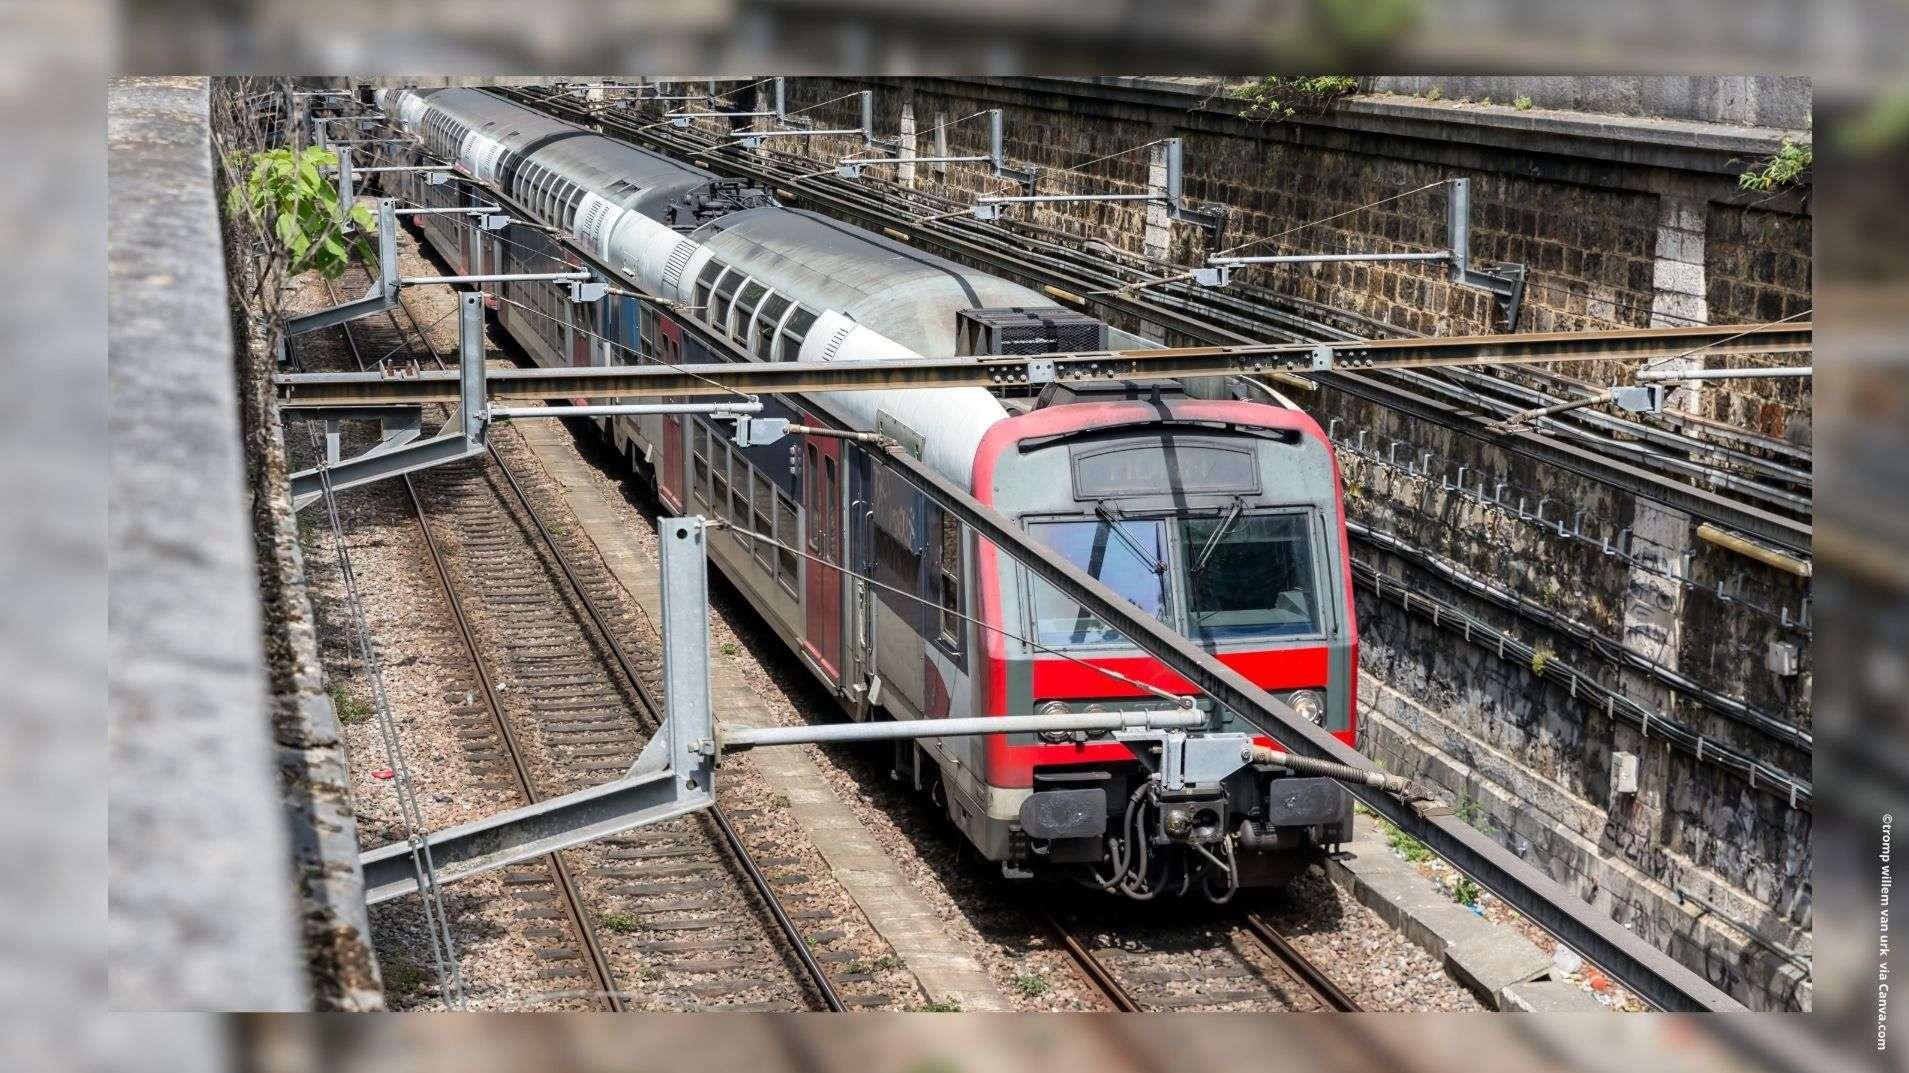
[720,710,1203,751]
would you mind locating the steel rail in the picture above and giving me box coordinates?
[387,284,850,1014]
[274,322,1812,406]
[1239,912,1363,1012]
[319,273,624,1012]
[1034,908,1142,1012]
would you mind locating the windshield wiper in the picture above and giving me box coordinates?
[1094,502,1168,576]
[1192,497,1246,575]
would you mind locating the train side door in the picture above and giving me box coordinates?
[846,449,876,714]
[656,317,685,510]
[801,418,844,684]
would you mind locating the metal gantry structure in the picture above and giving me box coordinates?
[273,83,1810,1013]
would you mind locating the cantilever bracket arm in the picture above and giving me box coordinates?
[281,197,400,342]
[362,518,719,905]
[287,293,492,511]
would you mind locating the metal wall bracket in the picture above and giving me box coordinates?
[732,415,791,447]
[281,197,400,346]
[972,138,1219,239]
[1611,384,1664,414]
[1191,177,1527,330]
[734,89,875,149]
[833,109,1032,188]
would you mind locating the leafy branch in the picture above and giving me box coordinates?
[225,145,374,279]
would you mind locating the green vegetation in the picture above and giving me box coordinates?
[1378,816,1432,863]
[1514,95,1534,111]
[330,686,371,725]
[1230,75,1360,121]
[226,146,374,279]
[598,911,639,933]
[1013,974,1050,997]
[870,953,903,973]
[1530,646,1555,677]
[1424,86,1443,102]
[1456,793,1482,825]
[1739,139,1813,192]
[914,999,963,1012]
[720,641,740,657]
[1452,876,1483,908]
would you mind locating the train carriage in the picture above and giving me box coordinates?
[374,86,1360,900]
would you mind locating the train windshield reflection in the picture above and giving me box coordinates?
[1028,518,1170,646]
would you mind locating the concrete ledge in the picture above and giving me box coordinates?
[1027,76,1804,182]
[108,76,303,1009]
[1503,978,1609,1013]
[1327,818,1557,1010]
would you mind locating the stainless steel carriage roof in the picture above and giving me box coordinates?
[419,89,717,220]
[689,206,1059,356]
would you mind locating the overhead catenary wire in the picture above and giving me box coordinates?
[1084,178,1456,297]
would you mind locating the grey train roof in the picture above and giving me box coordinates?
[689,206,1061,357]
[416,89,716,220]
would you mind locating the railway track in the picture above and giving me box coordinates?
[1038,906,1362,1012]
[513,87,1811,535]
[309,255,860,1011]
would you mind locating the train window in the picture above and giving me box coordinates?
[935,512,963,652]
[712,271,746,332]
[1071,442,1259,500]
[731,453,753,550]
[775,490,799,596]
[693,259,725,313]
[733,281,767,340]
[779,307,818,361]
[1181,513,1322,642]
[754,295,791,359]
[712,442,731,521]
[691,422,710,507]
[752,473,775,573]
[871,469,919,620]
[639,307,658,358]
[562,182,587,230]
[1026,517,1171,647]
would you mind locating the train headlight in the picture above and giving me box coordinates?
[1287,690,1325,725]
[1037,700,1070,743]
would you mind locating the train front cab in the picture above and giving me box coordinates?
[961,387,1360,893]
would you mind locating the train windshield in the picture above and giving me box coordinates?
[1182,513,1320,642]
[1028,518,1171,646]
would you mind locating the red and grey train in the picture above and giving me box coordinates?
[374,86,1360,900]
